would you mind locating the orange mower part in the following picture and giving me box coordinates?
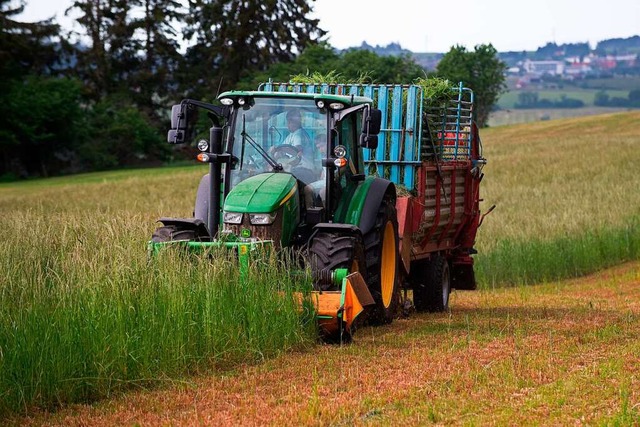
[296,272,375,340]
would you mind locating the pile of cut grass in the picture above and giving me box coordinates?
[0,168,316,416]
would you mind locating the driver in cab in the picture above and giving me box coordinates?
[269,109,316,181]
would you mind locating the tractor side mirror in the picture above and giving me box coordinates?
[360,134,378,150]
[360,108,381,149]
[362,108,382,135]
[168,104,187,144]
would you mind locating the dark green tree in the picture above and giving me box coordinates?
[239,42,340,89]
[628,89,640,106]
[0,77,84,177]
[129,0,184,115]
[66,0,141,98]
[515,91,539,109]
[183,0,326,98]
[0,0,79,178]
[0,0,61,81]
[77,96,166,170]
[594,90,610,107]
[338,49,424,83]
[243,42,426,89]
[436,44,507,127]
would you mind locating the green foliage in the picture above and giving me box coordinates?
[0,76,84,177]
[245,43,425,88]
[515,91,585,109]
[593,89,640,108]
[77,97,169,171]
[436,44,507,127]
[0,0,62,82]
[183,0,326,97]
[337,49,424,83]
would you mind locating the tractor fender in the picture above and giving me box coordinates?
[357,178,396,236]
[194,174,209,222]
[312,223,363,238]
[157,217,211,238]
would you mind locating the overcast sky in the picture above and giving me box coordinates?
[17,0,640,52]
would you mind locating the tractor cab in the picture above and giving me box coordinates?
[219,91,380,246]
[170,91,381,246]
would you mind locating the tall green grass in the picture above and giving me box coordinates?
[0,201,315,415]
[476,216,640,286]
[475,111,640,287]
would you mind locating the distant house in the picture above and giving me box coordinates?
[564,56,592,76]
[615,54,638,66]
[595,55,619,70]
[522,59,565,76]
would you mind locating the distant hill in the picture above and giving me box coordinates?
[596,35,640,55]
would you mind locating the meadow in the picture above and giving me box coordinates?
[1,111,639,418]
[487,106,629,127]
[497,88,630,109]
[475,111,640,285]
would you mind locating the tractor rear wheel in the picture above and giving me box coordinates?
[413,254,451,312]
[151,225,196,243]
[364,199,400,325]
[308,232,366,291]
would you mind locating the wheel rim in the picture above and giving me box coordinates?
[381,221,396,308]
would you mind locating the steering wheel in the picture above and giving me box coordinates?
[271,144,301,168]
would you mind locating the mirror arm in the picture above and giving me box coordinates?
[333,104,368,123]
[180,99,226,117]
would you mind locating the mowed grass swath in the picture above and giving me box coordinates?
[475,111,640,285]
[0,168,316,416]
[1,111,639,416]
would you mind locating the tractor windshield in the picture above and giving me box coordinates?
[229,98,327,187]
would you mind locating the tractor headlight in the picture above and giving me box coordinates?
[249,213,277,225]
[197,139,209,152]
[223,212,243,224]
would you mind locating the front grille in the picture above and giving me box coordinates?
[224,212,283,247]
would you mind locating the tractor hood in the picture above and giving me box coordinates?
[224,173,297,213]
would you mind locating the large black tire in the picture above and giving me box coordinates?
[413,254,451,312]
[364,198,401,325]
[308,232,366,291]
[151,225,196,243]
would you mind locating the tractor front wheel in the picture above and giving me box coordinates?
[308,232,366,291]
[364,199,400,325]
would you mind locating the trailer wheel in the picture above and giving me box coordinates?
[308,232,366,291]
[364,199,400,325]
[151,225,196,243]
[413,255,451,312]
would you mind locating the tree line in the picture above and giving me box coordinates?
[0,0,505,180]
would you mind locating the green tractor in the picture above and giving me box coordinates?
[150,88,401,339]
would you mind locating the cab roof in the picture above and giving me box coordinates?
[218,90,373,106]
